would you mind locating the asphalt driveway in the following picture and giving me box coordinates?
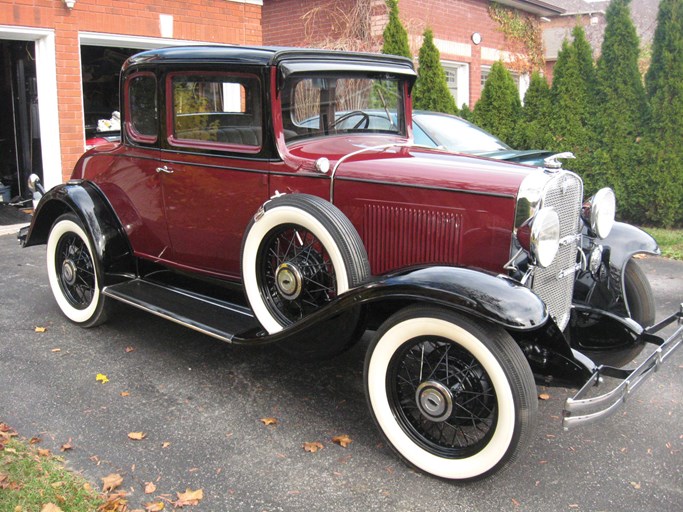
[0,232,681,511]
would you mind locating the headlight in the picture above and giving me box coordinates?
[583,188,615,239]
[530,208,560,268]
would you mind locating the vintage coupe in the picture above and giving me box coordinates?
[20,46,682,481]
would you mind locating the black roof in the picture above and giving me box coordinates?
[123,45,416,77]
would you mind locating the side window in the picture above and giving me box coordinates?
[169,74,261,150]
[126,74,157,143]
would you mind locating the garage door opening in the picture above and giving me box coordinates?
[80,45,138,148]
[0,40,42,203]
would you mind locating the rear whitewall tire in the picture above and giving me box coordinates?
[365,306,537,480]
[46,214,108,327]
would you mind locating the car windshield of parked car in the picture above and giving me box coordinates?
[281,74,405,142]
[413,112,510,153]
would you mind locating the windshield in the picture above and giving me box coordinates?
[281,74,405,142]
[413,112,510,153]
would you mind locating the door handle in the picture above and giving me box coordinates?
[156,166,173,174]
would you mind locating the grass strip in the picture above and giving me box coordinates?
[0,437,105,512]
[641,227,683,260]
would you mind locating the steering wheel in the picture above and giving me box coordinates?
[330,111,370,130]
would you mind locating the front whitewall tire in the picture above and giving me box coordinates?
[364,306,537,480]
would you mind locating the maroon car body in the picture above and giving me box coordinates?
[21,46,682,481]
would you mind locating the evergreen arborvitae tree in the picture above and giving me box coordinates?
[382,0,411,59]
[413,28,458,114]
[459,103,473,121]
[547,26,596,187]
[473,61,521,146]
[517,71,552,149]
[643,0,683,226]
[593,0,648,221]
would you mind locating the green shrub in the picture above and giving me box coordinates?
[473,61,521,145]
[413,28,458,114]
[382,0,411,59]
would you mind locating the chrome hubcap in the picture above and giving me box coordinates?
[61,259,77,286]
[275,263,303,300]
[415,381,454,422]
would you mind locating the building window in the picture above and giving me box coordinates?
[441,62,469,108]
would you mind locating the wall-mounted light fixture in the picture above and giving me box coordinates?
[471,32,482,45]
[63,0,76,9]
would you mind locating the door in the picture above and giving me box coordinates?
[160,71,269,279]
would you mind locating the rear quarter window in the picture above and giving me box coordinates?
[125,73,157,144]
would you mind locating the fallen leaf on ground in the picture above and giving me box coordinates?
[51,348,61,352]
[538,393,551,400]
[511,498,521,507]
[97,493,128,511]
[260,417,278,426]
[332,434,352,448]
[144,503,164,512]
[40,504,62,512]
[37,448,50,457]
[161,441,171,448]
[101,473,124,492]
[128,432,146,441]
[96,374,109,384]
[175,488,203,506]
[29,437,41,444]
[35,326,47,333]
[120,391,130,397]
[60,439,73,452]
[303,441,323,453]
[50,481,64,488]
[145,482,157,494]
[630,481,641,490]
[125,346,135,353]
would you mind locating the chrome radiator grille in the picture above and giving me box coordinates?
[531,172,583,330]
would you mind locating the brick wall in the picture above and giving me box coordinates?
[0,0,262,181]
[262,0,534,106]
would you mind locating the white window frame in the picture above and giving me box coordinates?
[441,61,470,109]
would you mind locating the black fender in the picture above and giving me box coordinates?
[575,222,659,313]
[23,180,134,284]
[602,222,659,306]
[235,265,591,384]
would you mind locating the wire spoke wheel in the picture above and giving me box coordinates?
[55,232,96,310]
[365,306,537,480]
[46,213,109,327]
[257,224,337,324]
[390,337,497,458]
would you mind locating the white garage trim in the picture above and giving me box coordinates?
[0,26,62,191]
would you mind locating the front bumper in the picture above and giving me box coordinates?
[563,304,683,430]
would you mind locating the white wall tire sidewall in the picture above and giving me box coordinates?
[367,317,516,480]
[46,219,101,324]
[242,205,350,334]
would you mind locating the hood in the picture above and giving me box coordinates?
[286,136,534,199]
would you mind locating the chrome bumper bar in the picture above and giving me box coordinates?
[563,304,683,430]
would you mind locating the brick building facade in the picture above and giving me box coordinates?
[262,0,563,109]
[0,0,262,194]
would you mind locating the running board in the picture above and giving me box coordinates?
[102,279,260,343]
